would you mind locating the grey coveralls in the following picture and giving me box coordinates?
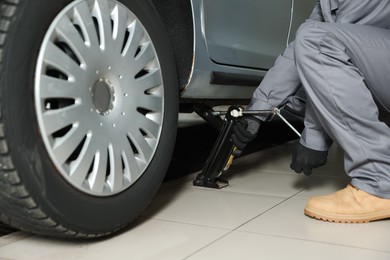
[247,0,390,198]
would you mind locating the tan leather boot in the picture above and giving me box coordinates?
[304,184,390,223]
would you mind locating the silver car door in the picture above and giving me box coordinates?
[202,0,292,70]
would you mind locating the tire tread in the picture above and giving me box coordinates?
[0,0,110,238]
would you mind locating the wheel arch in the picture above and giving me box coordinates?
[151,0,194,91]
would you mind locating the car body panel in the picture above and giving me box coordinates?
[181,0,266,100]
[203,0,292,70]
[180,0,316,101]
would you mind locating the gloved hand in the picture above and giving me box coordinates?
[290,142,328,176]
[231,115,261,156]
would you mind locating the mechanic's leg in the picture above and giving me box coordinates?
[247,39,331,150]
[294,21,390,200]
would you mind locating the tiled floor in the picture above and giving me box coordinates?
[1,141,390,260]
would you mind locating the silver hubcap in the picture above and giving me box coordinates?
[35,0,164,196]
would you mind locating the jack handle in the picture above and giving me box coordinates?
[213,107,301,138]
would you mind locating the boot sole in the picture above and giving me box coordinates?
[304,208,390,223]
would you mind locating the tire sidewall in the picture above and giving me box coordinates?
[2,0,178,233]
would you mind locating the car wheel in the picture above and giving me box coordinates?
[0,0,178,238]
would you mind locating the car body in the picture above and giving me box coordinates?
[0,0,315,238]
[179,0,314,102]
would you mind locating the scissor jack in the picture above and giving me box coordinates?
[193,105,301,189]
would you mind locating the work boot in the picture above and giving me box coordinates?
[304,184,390,223]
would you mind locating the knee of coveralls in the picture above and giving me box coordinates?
[296,21,390,113]
[293,21,332,69]
[293,21,353,107]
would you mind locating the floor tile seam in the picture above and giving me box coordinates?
[133,218,240,260]
[235,230,390,254]
[141,196,300,231]
[230,188,311,231]
[182,229,237,260]
[153,182,311,220]
[288,178,325,199]
[138,216,236,231]
[233,196,295,230]
[124,216,235,260]
[182,194,310,259]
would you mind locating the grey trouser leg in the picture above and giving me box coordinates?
[247,41,332,151]
[294,21,390,198]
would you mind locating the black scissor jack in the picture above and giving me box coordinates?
[193,105,301,189]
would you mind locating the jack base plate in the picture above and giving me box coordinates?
[193,174,229,189]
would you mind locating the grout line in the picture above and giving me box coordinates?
[137,216,233,231]
[183,191,304,259]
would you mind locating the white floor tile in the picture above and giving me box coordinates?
[224,171,318,197]
[239,198,390,252]
[142,186,284,229]
[0,219,229,260]
[3,140,388,260]
[187,231,390,260]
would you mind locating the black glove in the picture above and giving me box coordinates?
[231,116,261,156]
[290,142,328,176]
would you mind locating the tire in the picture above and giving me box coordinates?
[0,0,178,238]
